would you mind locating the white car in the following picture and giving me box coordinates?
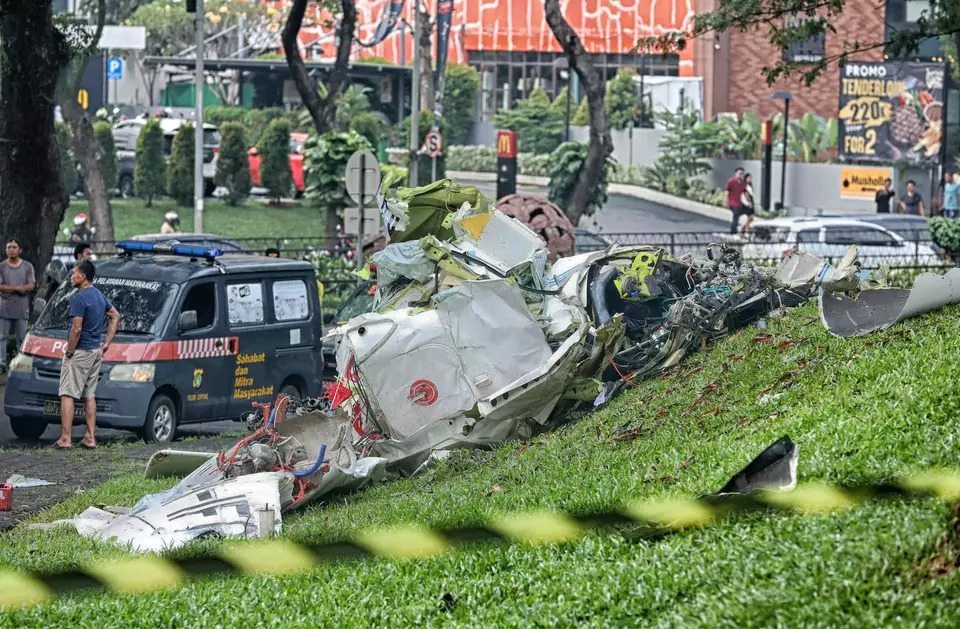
[738,218,942,267]
[113,118,220,195]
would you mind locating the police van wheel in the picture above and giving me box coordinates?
[9,417,46,441]
[141,395,178,443]
[279,383,301,400]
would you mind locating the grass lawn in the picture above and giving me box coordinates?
[61,198,324,242]
[4,302,960,626]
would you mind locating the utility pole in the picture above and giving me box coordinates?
[236,15,245,106]
[409,7,421,187]
[194,0,206,233]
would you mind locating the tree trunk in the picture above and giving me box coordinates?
[0,0,72,276]
[543,0,613,226]
[418,9,436,113]
[282,0,357,245]
[62,90,116,249]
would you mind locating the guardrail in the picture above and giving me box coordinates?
[58,229,953,276]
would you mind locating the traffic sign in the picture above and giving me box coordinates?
[345,149,381,207]
[107,57,123,80]
[424,129,443,158]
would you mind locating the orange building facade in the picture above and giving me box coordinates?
[268,0,694,116]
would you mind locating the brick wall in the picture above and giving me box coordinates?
[725,0,887,119]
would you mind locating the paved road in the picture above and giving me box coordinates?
[463,180,726,234]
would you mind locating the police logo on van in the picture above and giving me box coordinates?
[193,368,204,390]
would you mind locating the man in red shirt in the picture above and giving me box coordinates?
[725,167,747,234]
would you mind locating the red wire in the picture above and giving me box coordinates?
[608,354,642,388]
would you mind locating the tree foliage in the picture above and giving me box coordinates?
[93,121,119,191]
[55,122,79,196]
[216,122,252,206]
[571,97,589,126]
[645,0,960,86]
[303,130,372,218]
[167,123,195,206]
[259,118,294,201]
[493,94,565,154]
[605,68,648,130]
[443,63,480,145]
[547,142,617,218]
[135,118,166,206]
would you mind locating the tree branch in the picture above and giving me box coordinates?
[282,0,326,133]
[543,0,613,225]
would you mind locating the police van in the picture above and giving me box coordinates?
[4,241,324,443]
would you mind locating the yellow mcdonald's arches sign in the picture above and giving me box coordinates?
[77,89,89,110]
[496,130,517,158]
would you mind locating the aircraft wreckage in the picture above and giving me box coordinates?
[68,178,960,551]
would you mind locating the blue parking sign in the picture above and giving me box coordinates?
[107,57,122,80]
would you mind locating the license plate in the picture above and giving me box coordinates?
[43,400,83,419]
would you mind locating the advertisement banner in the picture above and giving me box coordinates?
[838,61,945,165]
[357,0,406,48]
[431,0,454,130]
[839,166,893,199]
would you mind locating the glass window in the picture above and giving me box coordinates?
[181,282,217,331]
[480,65,496,114]
[227,282,264,326]
[36,277,177,337]
[905,0,930,22]
[795,229,820,244]
[273,279,310,322]
[824,226,895,246]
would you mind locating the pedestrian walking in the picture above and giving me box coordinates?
[724,167,747,235]
[875,178,895,214]
[944,172,960,220]
[740,173,756,234]
[56,259,120,449]
[0,239,35,375]
[898,180,926,216]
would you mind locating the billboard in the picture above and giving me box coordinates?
[838,61,944,165]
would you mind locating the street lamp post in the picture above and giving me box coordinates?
[194,0,205,233]
[771,91,792,211]
[554,57,571,142]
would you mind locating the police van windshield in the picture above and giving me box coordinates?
[36,277,177,336]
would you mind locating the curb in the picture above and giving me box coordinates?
[447,171,730,222]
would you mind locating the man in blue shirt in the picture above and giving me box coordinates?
[944,172,959,219]
[56,259,120,449]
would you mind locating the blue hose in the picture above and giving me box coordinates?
[292,444,326,477]
[266,408,277,428]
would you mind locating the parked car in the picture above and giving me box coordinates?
[823,214,935,247]
[112,118,221,197]
[248,132,308,197]
[5,242,323,443]
[740,218,942,267]
[130,233,250,253]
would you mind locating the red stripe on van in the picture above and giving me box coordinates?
[22,334,239,362]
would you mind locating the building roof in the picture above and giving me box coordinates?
[142,56,411,77]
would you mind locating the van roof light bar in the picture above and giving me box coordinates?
[115,240,223,260]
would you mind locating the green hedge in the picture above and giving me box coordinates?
[204,106,302,148]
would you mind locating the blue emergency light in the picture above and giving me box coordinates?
[115,240,223,260]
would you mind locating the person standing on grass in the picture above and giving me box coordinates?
[739,173,756,234]
[875,178,895,214]
[899,180,926,216]
[725,167,747,234]
[943,172,960,220]
[0,239,35,376]
[57,259,120,449]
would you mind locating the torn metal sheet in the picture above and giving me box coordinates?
[716,436,799,495]
[819,267,960,337]
[774,245,862,293]
[76,473,288,552]
[144,450,217,479]
[5,474,55,488]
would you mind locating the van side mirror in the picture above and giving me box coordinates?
[32,298,47,317]
[323,312,335,325]
[179,310,199,333]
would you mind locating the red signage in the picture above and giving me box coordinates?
[497,130,518,158]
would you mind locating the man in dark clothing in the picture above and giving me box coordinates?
[57,259,120,449]
[0,239,35,375]
[899,180,926,216]
[724,168,746,234]
[875,179,895,213]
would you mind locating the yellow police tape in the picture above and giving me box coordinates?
[3,470,960,610]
